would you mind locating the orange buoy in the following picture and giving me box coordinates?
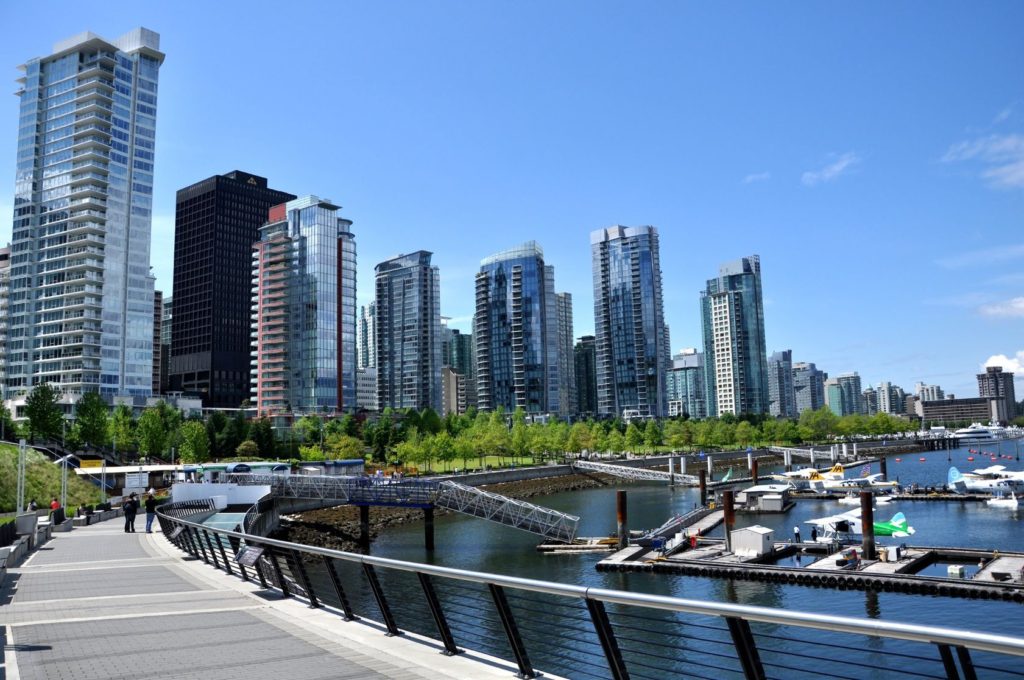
[894,458,902,463]
[967,456,974,461]
[919,457,926,462]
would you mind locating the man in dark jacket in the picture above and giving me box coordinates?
[124,493,138,533]
[144,493,158,533]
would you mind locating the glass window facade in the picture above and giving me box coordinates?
[701,255,769,417]
[6,29,164,398]
[374,251,441,412]
[590,226,667,418]
[474,242,560,414]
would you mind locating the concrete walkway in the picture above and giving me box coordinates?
[0,521,536,680]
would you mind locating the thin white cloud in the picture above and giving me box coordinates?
[979,297,1024,318]
[984,351,1024,373]
[935,243,1024,269]
[942,133,1024,189]
[742,172,771,184]
[993,107,1012,124]
[801,152,860,186]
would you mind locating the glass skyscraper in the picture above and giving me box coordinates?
[474,242,560,414]
[574,335,597,417]
[251,196,356,415]
[666,349,706,419]
[793,361,826,414]
[375,251,441,412]
[6,29,163,399]
[591,226,667,418]
[701,255,769,416]
[767,349,796,418]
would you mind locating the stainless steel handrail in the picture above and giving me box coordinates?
[156,503,1024,659]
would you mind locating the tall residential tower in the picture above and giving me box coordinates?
[701,255,769,416]
[6,29,164,399]
[251,197,356,415]
[591,226,667,418]
[474,242,560,414]
[375,251,441,412]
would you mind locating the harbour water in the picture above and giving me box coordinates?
[360,445,1024,676]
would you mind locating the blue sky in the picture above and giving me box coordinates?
[1,2,1022,399]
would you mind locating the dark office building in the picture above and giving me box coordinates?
[170,171,295,407]
[978,366,1017,421]
[574,335,597,417]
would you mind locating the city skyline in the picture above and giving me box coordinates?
[0,4,1022,401]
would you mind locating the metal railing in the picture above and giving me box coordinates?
[157,500,1024,680]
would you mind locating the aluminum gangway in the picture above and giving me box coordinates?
[228,473,580,543]
[572,459,699,485]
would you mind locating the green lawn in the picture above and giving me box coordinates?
[0,443,103,514]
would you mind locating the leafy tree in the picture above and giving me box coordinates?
[0,402,15,442]
[75,392,109,449]
[734,421,756,447]
[624,423,643,452]
[206,411,230,458]
[432,431,456,470]
[235,440,259,458]
[293,415,323,445]
[137,407,170,458]
[221,412,250,456]
[799,407,839,442]
[326,433,364,459]
[109,404,136,455]
[643,420,663,450]
[25,384,64,443]
[178,421,210,463]
[607,429,625,453]
[63,422,84,452]
[419,408,442,435]
[250,417,276,457]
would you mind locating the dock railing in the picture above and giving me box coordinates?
[156,500,1024,680]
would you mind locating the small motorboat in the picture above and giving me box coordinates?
[987,493,1019,509]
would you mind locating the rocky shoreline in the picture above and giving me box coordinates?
[271,471,614,553]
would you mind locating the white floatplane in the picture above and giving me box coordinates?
[987,492,1020,509]
[805,510,915,543]
[947,466,1024,494]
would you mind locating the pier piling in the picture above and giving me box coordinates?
[706,455,714,481]
[860,491,876,560]
[680,455,686,475]
[752,459,759,485]
[668,457,675,487]
[616,490,628,549]
[723,490,735,552]
[424,507,435,551]
[699,469,708,506]
[879,455,887,481]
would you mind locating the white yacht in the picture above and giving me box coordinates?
[950,423,1002,446]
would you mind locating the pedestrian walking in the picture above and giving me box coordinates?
[793,525,801,544]
[144,492,157,533]
[124,493,139,533]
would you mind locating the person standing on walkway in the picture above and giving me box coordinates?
[144,493,157,533]
[793,525,801,544]
[124,493,139,533]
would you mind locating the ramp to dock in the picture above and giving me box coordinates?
[228,473,580,543]
[572,459,698,485]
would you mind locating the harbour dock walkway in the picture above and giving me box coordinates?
[0,520,534,679]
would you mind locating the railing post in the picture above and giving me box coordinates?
[229,536,248,581]
[725,617,765,680]
[362,563,400,636]
[937,643,961,679]
[203,531,220,570]
[417,573,459,656]
[955,646,977,680]
[253,554,269,589]
[323,555,357,621]
[584,598,629,680]
[217,535,234,576]
[194,528,210,564]
[290,549,319,608]
[270,550,291,597]
[488,584,536,679]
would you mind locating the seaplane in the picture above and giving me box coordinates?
[947,466,1024,494]
[805,510,916,543]
[987,492,1020,510]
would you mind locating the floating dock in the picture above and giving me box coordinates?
[596,540,1024,602]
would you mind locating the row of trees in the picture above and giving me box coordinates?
[9,382,998,469]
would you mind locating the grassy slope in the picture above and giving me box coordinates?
[0,443,103,514]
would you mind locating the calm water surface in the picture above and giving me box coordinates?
[368,447,1024,657]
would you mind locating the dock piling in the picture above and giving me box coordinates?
[752,459,759,485]
[424,507,435,551]
[680,455,686,475]
[723,490,735,552]
[668,457,675,487]
[616,490,628,549]
[359,505,370,551]
[879,455,887,481]
[699,469,707,506]
[860,491,876,560]
[706,455,714,482]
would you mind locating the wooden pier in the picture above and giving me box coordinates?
[596,540,1024,602]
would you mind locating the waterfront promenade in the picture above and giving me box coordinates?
[0,521,531,680]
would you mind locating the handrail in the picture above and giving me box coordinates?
[156,501,1024,664]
